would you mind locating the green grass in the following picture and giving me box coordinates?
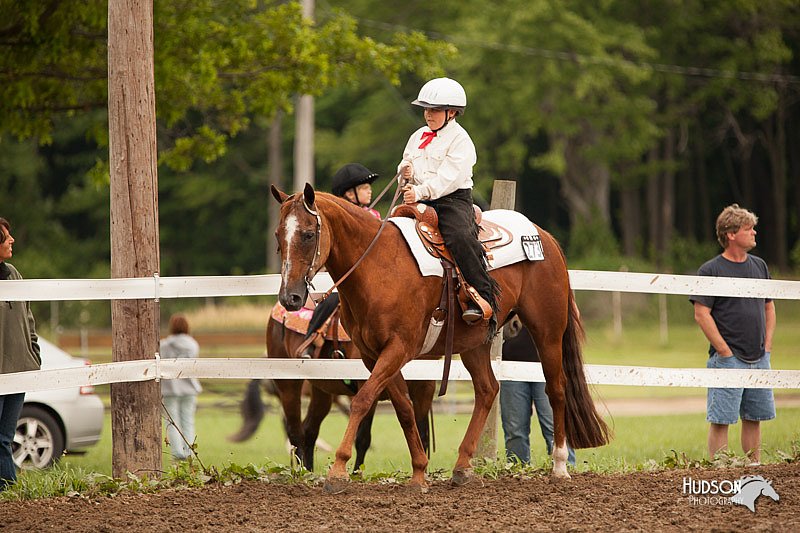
[49,298,800,476]
[52,400,800,479]
[5,403,795,500]
[14,298,796,498]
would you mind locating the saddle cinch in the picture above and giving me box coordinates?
[391,202,513,326]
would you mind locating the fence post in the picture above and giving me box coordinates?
[475,180,516,461]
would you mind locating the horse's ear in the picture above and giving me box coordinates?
[303,182,316,207]
[271,184,289,204]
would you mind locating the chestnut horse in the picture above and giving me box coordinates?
[229,311,435,472]
[272,184,610,491]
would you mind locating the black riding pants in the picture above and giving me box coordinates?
[425,188,497,310]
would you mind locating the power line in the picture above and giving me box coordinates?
[351,15,800,86]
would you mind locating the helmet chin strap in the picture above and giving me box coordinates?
[347,187,366,207]
[432,108,455,132]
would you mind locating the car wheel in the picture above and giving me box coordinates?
[13,406,65,469]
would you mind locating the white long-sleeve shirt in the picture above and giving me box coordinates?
[397,119,477,201]
[160,333,202,396]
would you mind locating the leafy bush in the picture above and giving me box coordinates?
[668,236,719,275]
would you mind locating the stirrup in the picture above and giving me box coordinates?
[295,334,317,359]
[462,306,484,324]
[300,346,314,359]
[462,287,493,325]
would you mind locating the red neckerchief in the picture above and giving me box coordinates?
[418,130,437,149]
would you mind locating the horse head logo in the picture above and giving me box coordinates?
[730,475,780,513]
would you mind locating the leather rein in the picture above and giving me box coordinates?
[303,174,405,303]
[300,177,459,397]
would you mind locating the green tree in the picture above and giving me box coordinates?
[0,1,453,280]
[625,0,798,269]
[457,0,660,256]
[0,1,453,171]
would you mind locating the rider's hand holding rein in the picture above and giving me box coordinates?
[399,160,414,181]
[399,161,417,204]
[402,184,417,204]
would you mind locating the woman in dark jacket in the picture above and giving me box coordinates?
[0,217,41,489]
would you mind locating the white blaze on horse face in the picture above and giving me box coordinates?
[282,213,300,285]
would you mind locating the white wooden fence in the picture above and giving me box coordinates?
[1,270,799,394]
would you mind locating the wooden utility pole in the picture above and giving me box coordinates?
[475,180,516,460]
[293,0,315,191]
[108,0,162,478]
[267,112,284,274]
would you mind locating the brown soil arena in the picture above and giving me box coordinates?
[1,463,796,532]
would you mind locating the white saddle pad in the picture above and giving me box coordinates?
[388,209,543,277]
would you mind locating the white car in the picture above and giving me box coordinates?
[13,338,105,469]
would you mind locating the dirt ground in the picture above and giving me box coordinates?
[0,463,796,532]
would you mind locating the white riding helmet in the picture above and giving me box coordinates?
[412,77,467,113]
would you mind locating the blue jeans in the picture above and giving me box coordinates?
[162,395,197,460]
[0,392,25,489]
[706,352,776,425]
[500,380,576,465]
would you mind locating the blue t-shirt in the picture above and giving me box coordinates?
[689,254,771,363]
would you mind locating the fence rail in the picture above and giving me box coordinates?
[2,270,798,394]
[4,270,800,302]
[1,359,798,396]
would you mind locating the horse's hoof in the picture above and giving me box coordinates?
[549,471,572,483]
[323,477,349,495]
[405,482,429,494]
[407,475,429,493]
[451,468,477,487]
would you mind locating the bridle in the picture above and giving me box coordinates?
[301,197,323,296]
[298,175,405,304]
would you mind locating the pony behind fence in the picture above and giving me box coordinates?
[272,184,610,491]
[229,308,434,472]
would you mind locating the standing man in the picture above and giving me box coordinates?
[690,204,776,464]
[0,217,41,489]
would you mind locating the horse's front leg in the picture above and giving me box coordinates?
[275,379,306,467]
[325,344,406,493]
[353,401,377,473]
[300,386,333,472]
[452,345,498,486]
[408,379,435,456]
[384,373,429,488]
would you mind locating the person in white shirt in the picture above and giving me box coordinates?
[160,314,202,461]
[398,77,498,334]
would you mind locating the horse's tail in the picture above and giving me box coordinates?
[227,379,266,442]
[563,290,612,448]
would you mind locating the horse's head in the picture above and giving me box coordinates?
[271,183,331,311]
[763,482,780,501]
[733,475,780,511]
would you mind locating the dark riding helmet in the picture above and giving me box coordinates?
[331,163,379,197]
